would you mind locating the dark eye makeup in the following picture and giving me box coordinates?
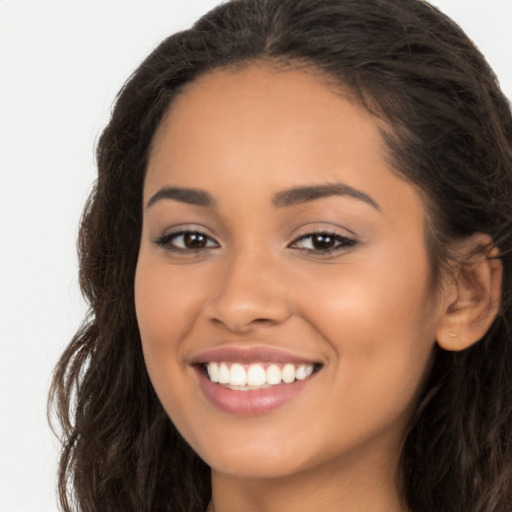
[154,228,358,257]
[154,230,220,252]
[289,232,358,254]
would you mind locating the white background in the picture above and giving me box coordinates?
[0,1,510,511]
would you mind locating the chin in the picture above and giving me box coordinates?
[205,449,311,480]
[185,425,315,479]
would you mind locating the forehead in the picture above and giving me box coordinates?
[155,64,383,149]
[145,63,424,226]
[148,65,386,182]
[166,63,360,127]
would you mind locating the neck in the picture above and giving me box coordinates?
[209,442,408,512]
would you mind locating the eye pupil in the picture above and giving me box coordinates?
[312,234,336,250]
[184,232,207,248]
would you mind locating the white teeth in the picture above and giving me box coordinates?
[230,363,247,386]
[282,363,295,384]
[207,362,219,383]
[218,363,230,384]
[295,364,308,380]
[247,364,266,386]
[205,361,316,389]
[266,364,282,385]
[295,364,313,380]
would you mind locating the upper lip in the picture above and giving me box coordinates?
[190,346,320,365]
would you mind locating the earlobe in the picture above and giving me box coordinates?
[436,234,502,352]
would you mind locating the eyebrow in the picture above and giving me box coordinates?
[145,182,380,211]
[272,183,381,211]
[146,186,216,209]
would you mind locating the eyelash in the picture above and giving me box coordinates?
[155,229,358,256]
[289,232,358,254]
[154,230,219,252]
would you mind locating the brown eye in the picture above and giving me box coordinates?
[290,232,357,253]
[310,234,337,250]
[183,232,208,249]
[155,230,219,251]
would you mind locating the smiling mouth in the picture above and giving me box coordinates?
[201,361,322,391]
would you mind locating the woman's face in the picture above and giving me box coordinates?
[135,64,446,479]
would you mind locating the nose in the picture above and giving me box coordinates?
[203,251,292,333]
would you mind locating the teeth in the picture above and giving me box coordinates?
[207,362,220,383]
[205,362,316,389]
[218,362,230,384]
[230,363,247,386]
[295,364,313,380]
[282,363,295,383]
[247,364,266,386]
[266,364,281,385]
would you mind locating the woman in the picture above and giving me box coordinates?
[49,0,512,511]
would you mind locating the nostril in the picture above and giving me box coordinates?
[203,275,292,333]
[251,318,278,325]
[207,309,289,334]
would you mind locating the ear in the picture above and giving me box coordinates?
[436,233,502,352]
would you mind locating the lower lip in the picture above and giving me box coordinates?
[196,368,313,416]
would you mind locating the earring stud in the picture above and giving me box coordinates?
[449,332,457,351]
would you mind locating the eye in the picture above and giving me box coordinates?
[154,230,220,251]
[289,232,357,254]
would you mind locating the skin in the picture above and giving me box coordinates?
[135,64,455,512]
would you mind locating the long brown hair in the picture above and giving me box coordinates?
[49,1,512,510]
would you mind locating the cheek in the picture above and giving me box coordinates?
[300,240,438,413]
[304,245,435,342]
[134,254,203,426]
[134,254,203,401]
[135,255,200,347]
